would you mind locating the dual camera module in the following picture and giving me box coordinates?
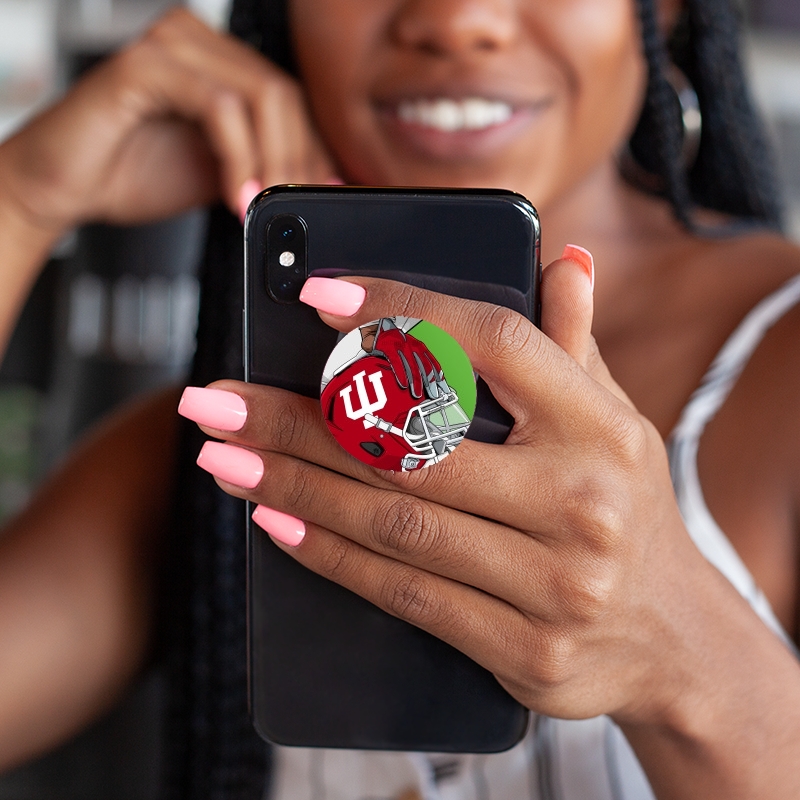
[266,214,307,303]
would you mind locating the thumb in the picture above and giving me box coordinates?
[540,244,595,367]
[542,245,635,408]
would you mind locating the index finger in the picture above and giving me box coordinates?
[299,275,599,429]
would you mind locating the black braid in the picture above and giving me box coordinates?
[229,0,294,73]
[681,0,783,226]
[163,208,270,800]
[629,0,696,227]
[631,0,783,229]
[162,1,785,797]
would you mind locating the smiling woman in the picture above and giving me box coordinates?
[0,0,798,798]
[289,0,647,210]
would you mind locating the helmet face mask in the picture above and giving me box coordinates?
[362,389,469,469]
[401,392,469,460]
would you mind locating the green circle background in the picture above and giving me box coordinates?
[406,320,476,418]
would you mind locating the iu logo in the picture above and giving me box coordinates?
[340,370,387,422]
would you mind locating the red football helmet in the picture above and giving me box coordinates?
[322,356,470,471]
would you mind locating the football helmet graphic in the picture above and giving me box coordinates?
[322,320,471,471]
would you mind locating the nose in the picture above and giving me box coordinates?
[390,0,518,57]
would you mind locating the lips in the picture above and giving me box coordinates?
[369,70,554,162]
[396,97,514,132]
[377,93,550,161]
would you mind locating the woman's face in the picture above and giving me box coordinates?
[289,0,650,211]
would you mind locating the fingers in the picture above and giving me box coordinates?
[386,349,413,392]
[411,340,443,399]
[213,445,558,616]
[546,248,636,406]
[117,46,258,212]
[178,381,630,541]
[303,254,637,422]
[305,275,599,431]
[540,246,594,368]
[99,8,335,217]
[274,522,532,684]
[414,350,437,398]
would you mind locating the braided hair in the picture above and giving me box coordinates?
[161,2,783,798]
[632,0,783,229]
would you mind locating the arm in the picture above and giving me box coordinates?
[0,7,335,358]
[0,4,337,772]
[0,192,63,356]
[0,388,179,772]
[187,265,800,799]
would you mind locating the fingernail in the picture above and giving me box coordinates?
[179,387,247,431]
[561,244,595,293]
[197,441,263,488]
[252,505,306,547]
[238,178,262,223]
[299,277,365,316]
[325,176,345,185]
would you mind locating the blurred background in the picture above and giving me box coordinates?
[0,0,797,796]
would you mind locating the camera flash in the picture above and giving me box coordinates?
[279,251,296,267]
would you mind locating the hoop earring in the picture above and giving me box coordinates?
[619,64,702,193]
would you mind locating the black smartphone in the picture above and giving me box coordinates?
[244,185,540,753]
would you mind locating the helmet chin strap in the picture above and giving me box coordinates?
[363,414,404,437]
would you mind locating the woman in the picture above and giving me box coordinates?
[0,0,798,797]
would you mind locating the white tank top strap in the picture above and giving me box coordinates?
[667,273,800,645]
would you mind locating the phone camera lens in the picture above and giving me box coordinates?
[267,213,307,303]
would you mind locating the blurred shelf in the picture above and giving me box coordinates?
[745,30,800,240]
[58,0,176,50]
[745,30,800,119]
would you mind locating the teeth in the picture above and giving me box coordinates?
[397,98,513,132]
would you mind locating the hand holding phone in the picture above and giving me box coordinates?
[199,205,674,762]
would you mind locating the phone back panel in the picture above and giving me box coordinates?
[245,187,539,752]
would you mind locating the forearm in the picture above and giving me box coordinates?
[618,559,800,799]
[0,388,179,771]
[0,167,64,356]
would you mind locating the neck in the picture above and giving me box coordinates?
[539,159,686,269]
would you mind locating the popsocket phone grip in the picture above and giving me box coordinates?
[321,317,476,471]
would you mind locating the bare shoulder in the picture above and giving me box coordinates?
[699,229,800,457]
[712,231,800,390]
[678,229,800,369]
[696,230,800,634]
[699,228,800,297]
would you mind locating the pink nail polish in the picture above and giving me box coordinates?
[299,277,366,317]
[252,505,306,547]
[196,441,263,488]
[179,387,247,431]
[238,179,262,223]
[561,244,595,293]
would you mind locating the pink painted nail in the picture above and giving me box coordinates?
[238,178,262,223]
[561,244,595,293]
[252,505,306,547]
[196,441,263,488]
[179,387,247,431]
[299,277,366,317]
